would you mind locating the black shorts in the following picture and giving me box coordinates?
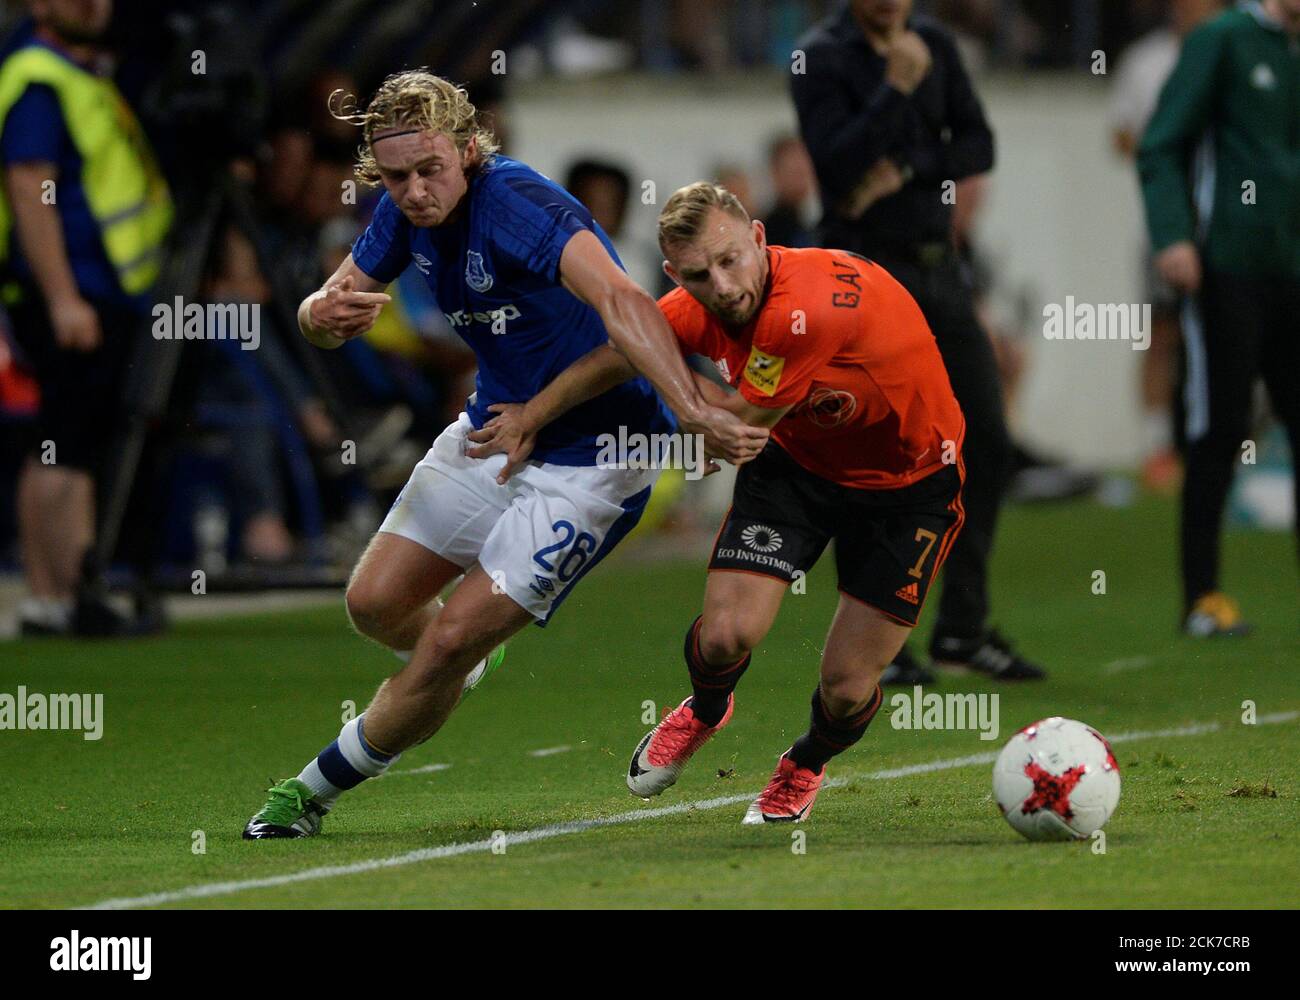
[709,443,964,626]
[6,292,136,473]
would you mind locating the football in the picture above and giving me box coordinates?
[993,717,1121,841]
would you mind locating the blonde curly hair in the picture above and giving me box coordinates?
[329,69,500,187]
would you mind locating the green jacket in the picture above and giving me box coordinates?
[1139,2,1300,278]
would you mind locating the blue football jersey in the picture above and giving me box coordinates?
[351,155,675,464]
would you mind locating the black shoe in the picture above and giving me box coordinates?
[19,617,70,638]
[929,628,1047,680]
[1008,464,1100,504]
[1007,442,1100,503]
[71,592,167,638]
[16,598,72,637]
[880,644,936,686]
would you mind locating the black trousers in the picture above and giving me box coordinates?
[7,285,162,578]
[6,289,135,473]
[1179,269,1300,609]
[818,236,1013,638]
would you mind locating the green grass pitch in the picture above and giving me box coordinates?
[1,490,1296,909]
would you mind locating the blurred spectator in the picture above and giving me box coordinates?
[761,133,817,248]
[566,159,631,239]
[791,0,1045,682]
[712,162,759,218]
[952,175,1098,504]
[1111,0,1225,494]
[555,0,1165,75]
[192,224,340,566]
[1138,0,1300,636]
[668,0,728,72]
[261,69,361,230]
[565,158,662,292]
[0,0,171,635]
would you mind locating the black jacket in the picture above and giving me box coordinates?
[791,3,994,248]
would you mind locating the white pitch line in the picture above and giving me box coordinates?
[1103,655,1155,674]
[379,763,452,778]
[528,745,573,758]
[82,710,1298,910]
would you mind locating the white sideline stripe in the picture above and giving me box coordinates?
[1103,656,1154,674]
[528,745,573,757]
[379,763,451,778]
[82,711,1298,910]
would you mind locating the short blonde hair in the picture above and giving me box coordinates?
[329,69,500,187]
[657,182,750,254]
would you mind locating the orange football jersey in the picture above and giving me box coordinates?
[659,246,965,489]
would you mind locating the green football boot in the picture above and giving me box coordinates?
[242,778,330,839]
[461,643,506,695]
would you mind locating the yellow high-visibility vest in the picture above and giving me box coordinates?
[0,44,173,296]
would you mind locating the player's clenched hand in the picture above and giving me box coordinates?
[885,31,932,95]
[308,275,391,341]
[466,403,538,484]
[690,406,769,466]
[1154,241,1202,294]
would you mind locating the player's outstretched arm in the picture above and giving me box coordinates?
[465,357,787,485]
[517,342,638,430]
[297,253,392,350]
[558,231,768,464]
[466,344,638,482]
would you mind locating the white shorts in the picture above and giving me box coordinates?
[379,414,659,623]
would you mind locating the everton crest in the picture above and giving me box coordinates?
[465,250,494,292]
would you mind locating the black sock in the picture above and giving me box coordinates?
[683,615,750,727]
[787,684,883,774]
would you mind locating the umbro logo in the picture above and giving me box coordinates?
[895,581,920,606]
[412,252,433,275]
[528,573,556,599]
[714,357,732,383]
